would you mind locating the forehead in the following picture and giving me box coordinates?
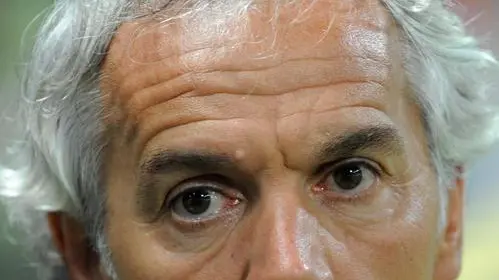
[101,0,409,154]
[103,0,398,93]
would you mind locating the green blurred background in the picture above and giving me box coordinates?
[0,0,498,279]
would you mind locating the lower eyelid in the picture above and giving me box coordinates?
[313,172,380,200]
[169,203,245,233]
[170,194,244,220]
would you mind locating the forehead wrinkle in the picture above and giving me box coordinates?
[314,81,388,112]
[103,0,396,109]
[104,0,394,89]
[275,81,388,120]
[113,55,373,146]
[123,53,392,150]
[114,57,185,102]
[119,52,389,122]
[133,78,388,155]
[136,94,273,130]
[175,30,392,75]
[113,47,390,143]
[177,56,388,98]
[112,49,393,146]
[125,75,194,117]
[134,78,386,134]
[102,0,402,151]
[137,117,254,155]
[108,40,386,110]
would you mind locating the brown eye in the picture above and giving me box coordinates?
[181,189,213,215]
[168,182,244,224]
[163,180,247,250]
[172,187,224,218]
[317,160,379,197]
[333,163,369,190]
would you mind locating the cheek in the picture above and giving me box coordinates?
[107,220,250,280]
[345,185,441,279]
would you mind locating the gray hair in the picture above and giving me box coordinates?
[1,0,498,279]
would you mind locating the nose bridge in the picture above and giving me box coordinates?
[247,192,333,280]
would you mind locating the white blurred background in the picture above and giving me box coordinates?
[0,0,498,279]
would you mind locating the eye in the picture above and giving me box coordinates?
[315,159,379,199]
[175,188,217,217]
[167,181,244,225]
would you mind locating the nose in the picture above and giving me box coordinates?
[246,192,333,280]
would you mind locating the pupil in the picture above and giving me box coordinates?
[334,164,363,190]
[182,189,212,215]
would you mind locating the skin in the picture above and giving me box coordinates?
[48,0,464,279]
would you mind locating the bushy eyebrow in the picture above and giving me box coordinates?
[316,126,404,163]
[140,152,239,175]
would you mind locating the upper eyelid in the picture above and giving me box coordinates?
[165,181,225,204]
[319,157,385,176]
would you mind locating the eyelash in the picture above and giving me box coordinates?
[160,177,243,230]
[318,157,384,176]
[313,158,384,203]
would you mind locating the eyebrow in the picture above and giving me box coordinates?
[316,126,405,163]
[140,152,244,176]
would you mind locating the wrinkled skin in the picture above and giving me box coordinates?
[48,0,464,279]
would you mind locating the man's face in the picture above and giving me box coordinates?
[95,0,462,279]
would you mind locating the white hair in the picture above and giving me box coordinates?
[1,0,498,279]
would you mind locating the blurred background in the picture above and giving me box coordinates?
[0,0,498,279]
